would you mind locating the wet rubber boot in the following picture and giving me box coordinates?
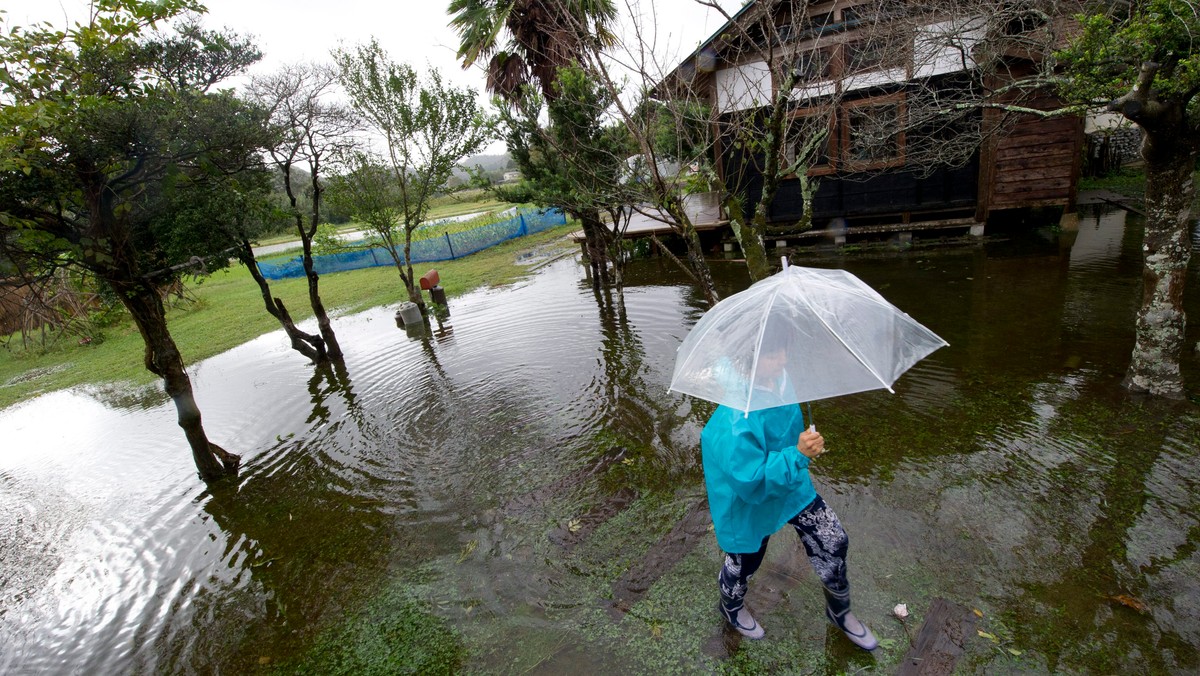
[824,586,877,651]
[718,601,765,640]
[718,571,765,639]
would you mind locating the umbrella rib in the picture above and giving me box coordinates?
[794,280,896,394]
[800,277,949,346]
[670,283,774,395]
[744,283,785,413]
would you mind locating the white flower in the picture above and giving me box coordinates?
[893,603,909,619]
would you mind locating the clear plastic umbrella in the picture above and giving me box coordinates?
[669,258,948,414]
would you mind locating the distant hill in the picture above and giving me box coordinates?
[459,153,511,172]
[453,153,513,185]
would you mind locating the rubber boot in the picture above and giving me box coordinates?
[824,585,877,650]
[718,565,765,639]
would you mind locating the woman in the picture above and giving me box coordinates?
[700,395,876,650]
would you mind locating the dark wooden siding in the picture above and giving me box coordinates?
[726,154,979,226]
[805,158,979,220]
[988,92,1083,210]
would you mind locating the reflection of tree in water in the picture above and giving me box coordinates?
[179,319,493,670]
[589,283,701,490]
[194,456,397,671]
[986,394,1199,673]
[305,358,358,426]
[81,381,171,411]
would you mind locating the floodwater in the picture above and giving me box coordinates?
[1,207,1198,674]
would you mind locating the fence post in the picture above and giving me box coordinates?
[518,211,528,237]
[444,232,456,260]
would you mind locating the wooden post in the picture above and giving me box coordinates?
[895,598,977,676]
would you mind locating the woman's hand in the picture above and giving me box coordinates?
[797,427,825,459]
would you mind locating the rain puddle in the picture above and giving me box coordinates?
[1,206,1198,674]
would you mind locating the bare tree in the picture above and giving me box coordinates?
[250,62,360,362]
[334,41,493,315]
[568,1,724,305]
[654,0,1079,279]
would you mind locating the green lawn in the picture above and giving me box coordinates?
[0,225,577,411]
[253,191,512,248]
[426,189,510,220]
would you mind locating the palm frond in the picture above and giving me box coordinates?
[447,0,513,68]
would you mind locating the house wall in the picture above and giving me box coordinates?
[694,0,1083,224]
[715,61,773,113]
[987,89,1084,211]
[911,16,988,79]
[727,155,980,226]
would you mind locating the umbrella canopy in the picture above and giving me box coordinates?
[669,260,948,413]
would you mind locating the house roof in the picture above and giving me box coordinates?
[656,0,768,98]
[679,0,763,72]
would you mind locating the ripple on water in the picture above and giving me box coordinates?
[3,225,1199,673]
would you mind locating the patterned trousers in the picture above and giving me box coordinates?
[717,495,852,619]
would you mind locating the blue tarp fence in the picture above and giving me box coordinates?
[257,207,567,281]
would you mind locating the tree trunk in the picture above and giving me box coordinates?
[401,233,428,315]
[1124,132,1194,397]
[281,163,342,360]
[299,235,344,360]
[307,155,344,354]
[739,210,772,281]
[716,173,773,282]
[662,193,719,306]
[743,91,791,283]
[116,279,239,481]
[581,208,610,288]
[238,241,328,364]
[683,224,719,306]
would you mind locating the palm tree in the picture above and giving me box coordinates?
[448,0,617,100]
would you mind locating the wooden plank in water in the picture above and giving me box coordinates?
[606,498,712,618]
[895,598,976,676]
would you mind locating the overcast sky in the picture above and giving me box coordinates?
[4,0,737,152]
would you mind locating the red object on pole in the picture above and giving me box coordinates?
[420,269,440,290]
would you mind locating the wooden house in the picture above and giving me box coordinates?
[661,0,1085,241]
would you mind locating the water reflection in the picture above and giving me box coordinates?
[1,207,1198,673]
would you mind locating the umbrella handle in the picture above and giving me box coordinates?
[805,424,828,457]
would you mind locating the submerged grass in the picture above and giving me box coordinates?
[272,578,466,675]
[0,225,577,411]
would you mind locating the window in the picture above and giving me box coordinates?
[843,96,905,169]
[1002,8,1048,36]
[800,11,837,38]
[846,38,892,73]
[784,109,836,176]
[841,0,906,26]
[793,48,834,81]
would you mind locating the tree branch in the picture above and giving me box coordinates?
[1109,61,1166,124]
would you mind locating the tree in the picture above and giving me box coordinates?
[326,151,409,283]
[448,0,618,100]
[249,62,359,363]
[497,66,635,295]
[1057,0,1199,398]
[183,167,335,364]
[569,4,725,305]
[0,0,270,481]
[450,0,624,283]
[334,41,492,314]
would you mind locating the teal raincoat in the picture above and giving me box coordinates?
[700,403,817,553]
